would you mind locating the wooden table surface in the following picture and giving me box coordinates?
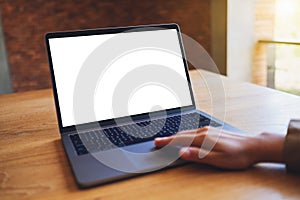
[1,70,300,199]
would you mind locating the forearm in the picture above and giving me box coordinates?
[249,123,300,173]
[250,133,285,164]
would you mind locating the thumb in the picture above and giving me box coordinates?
[179,147,217,164]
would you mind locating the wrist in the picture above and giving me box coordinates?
[252,133,285,164]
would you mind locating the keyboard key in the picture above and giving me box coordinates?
[70,112,221,155]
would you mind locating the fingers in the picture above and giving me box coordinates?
[154,127,209,147]
[155,135,194,147]
[155,133,206,147]
[177,126,209,135]
[179,147,218,165]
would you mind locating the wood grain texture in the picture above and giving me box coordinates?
[1,70,300,199]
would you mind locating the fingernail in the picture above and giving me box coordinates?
[155,137,166,141]
[154,138,164,146]
[179,147,190,157]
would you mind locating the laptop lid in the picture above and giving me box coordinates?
[45,23,196,133]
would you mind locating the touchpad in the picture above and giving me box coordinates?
[122,140,179,153]
[92,141,182,173]
[121,141,182,172]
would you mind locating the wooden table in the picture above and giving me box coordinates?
[1,70,300,199]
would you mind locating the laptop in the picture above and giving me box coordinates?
[45,23,243,188]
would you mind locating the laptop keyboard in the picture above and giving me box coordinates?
[70,112,221,155]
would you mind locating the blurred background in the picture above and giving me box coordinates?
[0,0,299,95]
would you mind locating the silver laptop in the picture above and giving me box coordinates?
[45,23,242,188]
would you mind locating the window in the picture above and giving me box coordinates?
[267,0,300,95]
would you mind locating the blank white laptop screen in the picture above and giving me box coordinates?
[48,29,193,127]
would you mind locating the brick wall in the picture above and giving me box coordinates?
[0,0,211,92]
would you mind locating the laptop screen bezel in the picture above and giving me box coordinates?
[45,23,196,133]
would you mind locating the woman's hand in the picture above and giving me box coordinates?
[154,126,285,170]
